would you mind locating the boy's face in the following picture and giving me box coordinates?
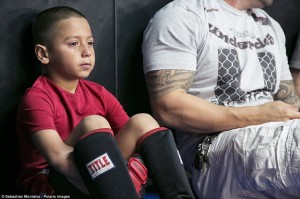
[46,17,95,81]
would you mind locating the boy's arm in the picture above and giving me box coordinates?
[145,69,300,134]
[31,129,89,194]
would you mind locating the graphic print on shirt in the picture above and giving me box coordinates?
[208,24,274,50]
[258,51,277,91]
[215,48,277,106]
[215,48,246,105]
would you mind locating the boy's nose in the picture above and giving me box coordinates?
[81,45,92,57]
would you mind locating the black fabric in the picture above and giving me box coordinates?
[138,129,195,199]
[73,132,139,199]
[48,169,90,199]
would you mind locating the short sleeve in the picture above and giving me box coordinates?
[17,89,56,133]
[101,88,129,134]
[276,23,292,81]
[142,4,205,73]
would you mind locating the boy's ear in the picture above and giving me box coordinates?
[35,44,49,64]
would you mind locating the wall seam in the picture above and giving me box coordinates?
[114,0,118,98]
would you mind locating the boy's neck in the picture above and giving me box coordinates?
[46,74,79,94]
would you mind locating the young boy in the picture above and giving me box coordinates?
[16,6,195,199]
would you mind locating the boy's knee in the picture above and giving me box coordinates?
[79,115,111,132]
[129,113,159,133]
[65,115,112,146]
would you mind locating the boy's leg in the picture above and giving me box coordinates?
[116,114,195,199]
[64,115,139,199]
[138,128,195,199]
[73,129,139,199]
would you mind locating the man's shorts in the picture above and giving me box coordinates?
[192,119,300,199]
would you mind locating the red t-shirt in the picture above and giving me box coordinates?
[16,75,129,193]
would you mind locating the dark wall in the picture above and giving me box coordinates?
[265,0,300,61]
[116,1,172,116]
[0,0,299,194]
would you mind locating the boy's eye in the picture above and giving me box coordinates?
[88,41,94,46]
[69,41,79,46]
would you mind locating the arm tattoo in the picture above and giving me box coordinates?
[145,70,195,100]
[274,80,300,106]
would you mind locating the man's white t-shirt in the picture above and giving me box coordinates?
[143,0,292,169]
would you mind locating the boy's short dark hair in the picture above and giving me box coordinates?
[32,6,86,46]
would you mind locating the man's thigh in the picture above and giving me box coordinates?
[193,119,300,199]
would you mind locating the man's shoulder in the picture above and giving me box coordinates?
[147,0,211,30]
[250,8,281,28]
[156,0,207,17]
[168,0,204,9]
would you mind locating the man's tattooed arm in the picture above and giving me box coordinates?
[274,80,300,107]
[145,70,195,100]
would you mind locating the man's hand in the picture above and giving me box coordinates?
[257,101,300,123]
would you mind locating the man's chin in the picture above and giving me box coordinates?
[262,0,273,8]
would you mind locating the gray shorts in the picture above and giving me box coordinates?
[192,119,300,199]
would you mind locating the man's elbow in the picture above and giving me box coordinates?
[149,91,186,128]
[150,105,164,123]
[150,101,176,128]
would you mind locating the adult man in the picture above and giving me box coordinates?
[143,0,300,198]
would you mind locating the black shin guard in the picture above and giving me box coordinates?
[73,130,139,199]
[138,128,195,199]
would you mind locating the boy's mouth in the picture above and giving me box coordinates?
[80,63,92,70]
